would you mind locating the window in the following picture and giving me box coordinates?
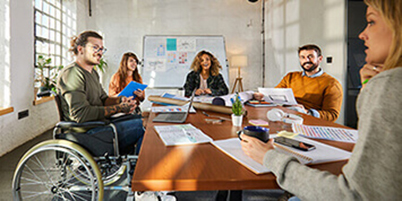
[34,0,76,89]
[0,0,10,109]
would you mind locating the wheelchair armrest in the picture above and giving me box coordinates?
[55,121,107,129]
[108,114,139,123]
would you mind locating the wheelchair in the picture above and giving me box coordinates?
[12,94,140,201]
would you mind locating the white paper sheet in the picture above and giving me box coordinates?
[212,136,352,174]
[211,138,271,174]
[154,124,213,146]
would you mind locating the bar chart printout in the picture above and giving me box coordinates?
[292,124,358,143]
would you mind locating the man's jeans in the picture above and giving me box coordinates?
[87,117,144,155]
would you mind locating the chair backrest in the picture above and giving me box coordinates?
[54,93,65,122]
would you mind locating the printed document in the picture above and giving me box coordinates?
[292,124,358,143]
[151,103,196,113]
[258,88,298,105]
[154,124,213,146]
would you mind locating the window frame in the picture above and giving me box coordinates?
[33,0,70,90]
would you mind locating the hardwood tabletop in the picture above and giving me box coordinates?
[131,105,355,191]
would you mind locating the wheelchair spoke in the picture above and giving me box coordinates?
[21,190,51,199]
[21,163,46,186]
[32,154,57,187]
[13,143,101,201]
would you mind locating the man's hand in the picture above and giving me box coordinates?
[240,133,275,164]
[292,104,308,114]
[253,92,264,101]
[360,63,383,88]
[120,96,138,113]
[104,96,138,117]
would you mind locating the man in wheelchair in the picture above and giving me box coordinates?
[57,30,144,155]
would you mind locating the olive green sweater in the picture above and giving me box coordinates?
[57,63,108,123]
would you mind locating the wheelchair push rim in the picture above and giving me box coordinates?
[12,139,104,201]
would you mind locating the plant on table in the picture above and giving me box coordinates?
[231,93,244,127]
[232,93,244,116]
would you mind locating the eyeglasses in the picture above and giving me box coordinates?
[92,46,107,54]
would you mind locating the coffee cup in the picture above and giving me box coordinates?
[238,126,270,143]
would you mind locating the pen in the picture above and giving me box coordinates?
[202,111,231,121]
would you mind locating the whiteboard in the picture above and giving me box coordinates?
[141,35,229,88]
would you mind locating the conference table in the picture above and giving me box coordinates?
[131,104,355,192]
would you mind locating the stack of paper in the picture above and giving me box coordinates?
[211,136,352,174]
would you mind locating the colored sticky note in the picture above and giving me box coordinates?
[166,38,177,51]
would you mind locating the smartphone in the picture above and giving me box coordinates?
[274,137,316,151]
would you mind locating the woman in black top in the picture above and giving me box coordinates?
[183,50,229,97]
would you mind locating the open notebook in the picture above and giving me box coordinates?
[211,135,352,174]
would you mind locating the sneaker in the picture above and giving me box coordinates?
[156,191,176,201]
[135,191,159,201]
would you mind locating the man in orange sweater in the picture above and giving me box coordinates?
[256,44,343,122]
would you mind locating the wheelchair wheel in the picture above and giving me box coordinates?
[12,140,104,201]
[98,158,127,186]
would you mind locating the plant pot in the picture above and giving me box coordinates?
[231,114,243,127]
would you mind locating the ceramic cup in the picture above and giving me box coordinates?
[238,126,270,143]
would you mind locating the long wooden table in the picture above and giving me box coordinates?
[132,106,355,191]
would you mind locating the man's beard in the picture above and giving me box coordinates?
[85,54,102,66]
[301,62,319,72]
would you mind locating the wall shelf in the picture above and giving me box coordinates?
[0,107,14,116]
[33,96,54,106]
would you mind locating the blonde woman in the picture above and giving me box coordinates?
[241,0,402,200]
[183,50,228,97]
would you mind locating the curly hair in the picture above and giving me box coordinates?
[190,50,222,76]
[69,30,103,55]
[364,0,402,70]
[116,52,142,93]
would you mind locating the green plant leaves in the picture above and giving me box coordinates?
[231,93,243,116]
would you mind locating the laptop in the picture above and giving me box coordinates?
[152,90,196,123]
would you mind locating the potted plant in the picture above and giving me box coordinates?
[231,93,244,127]
[94,58,108,73]
[35,55,63,96]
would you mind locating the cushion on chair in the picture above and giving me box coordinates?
[57,130,115,157]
